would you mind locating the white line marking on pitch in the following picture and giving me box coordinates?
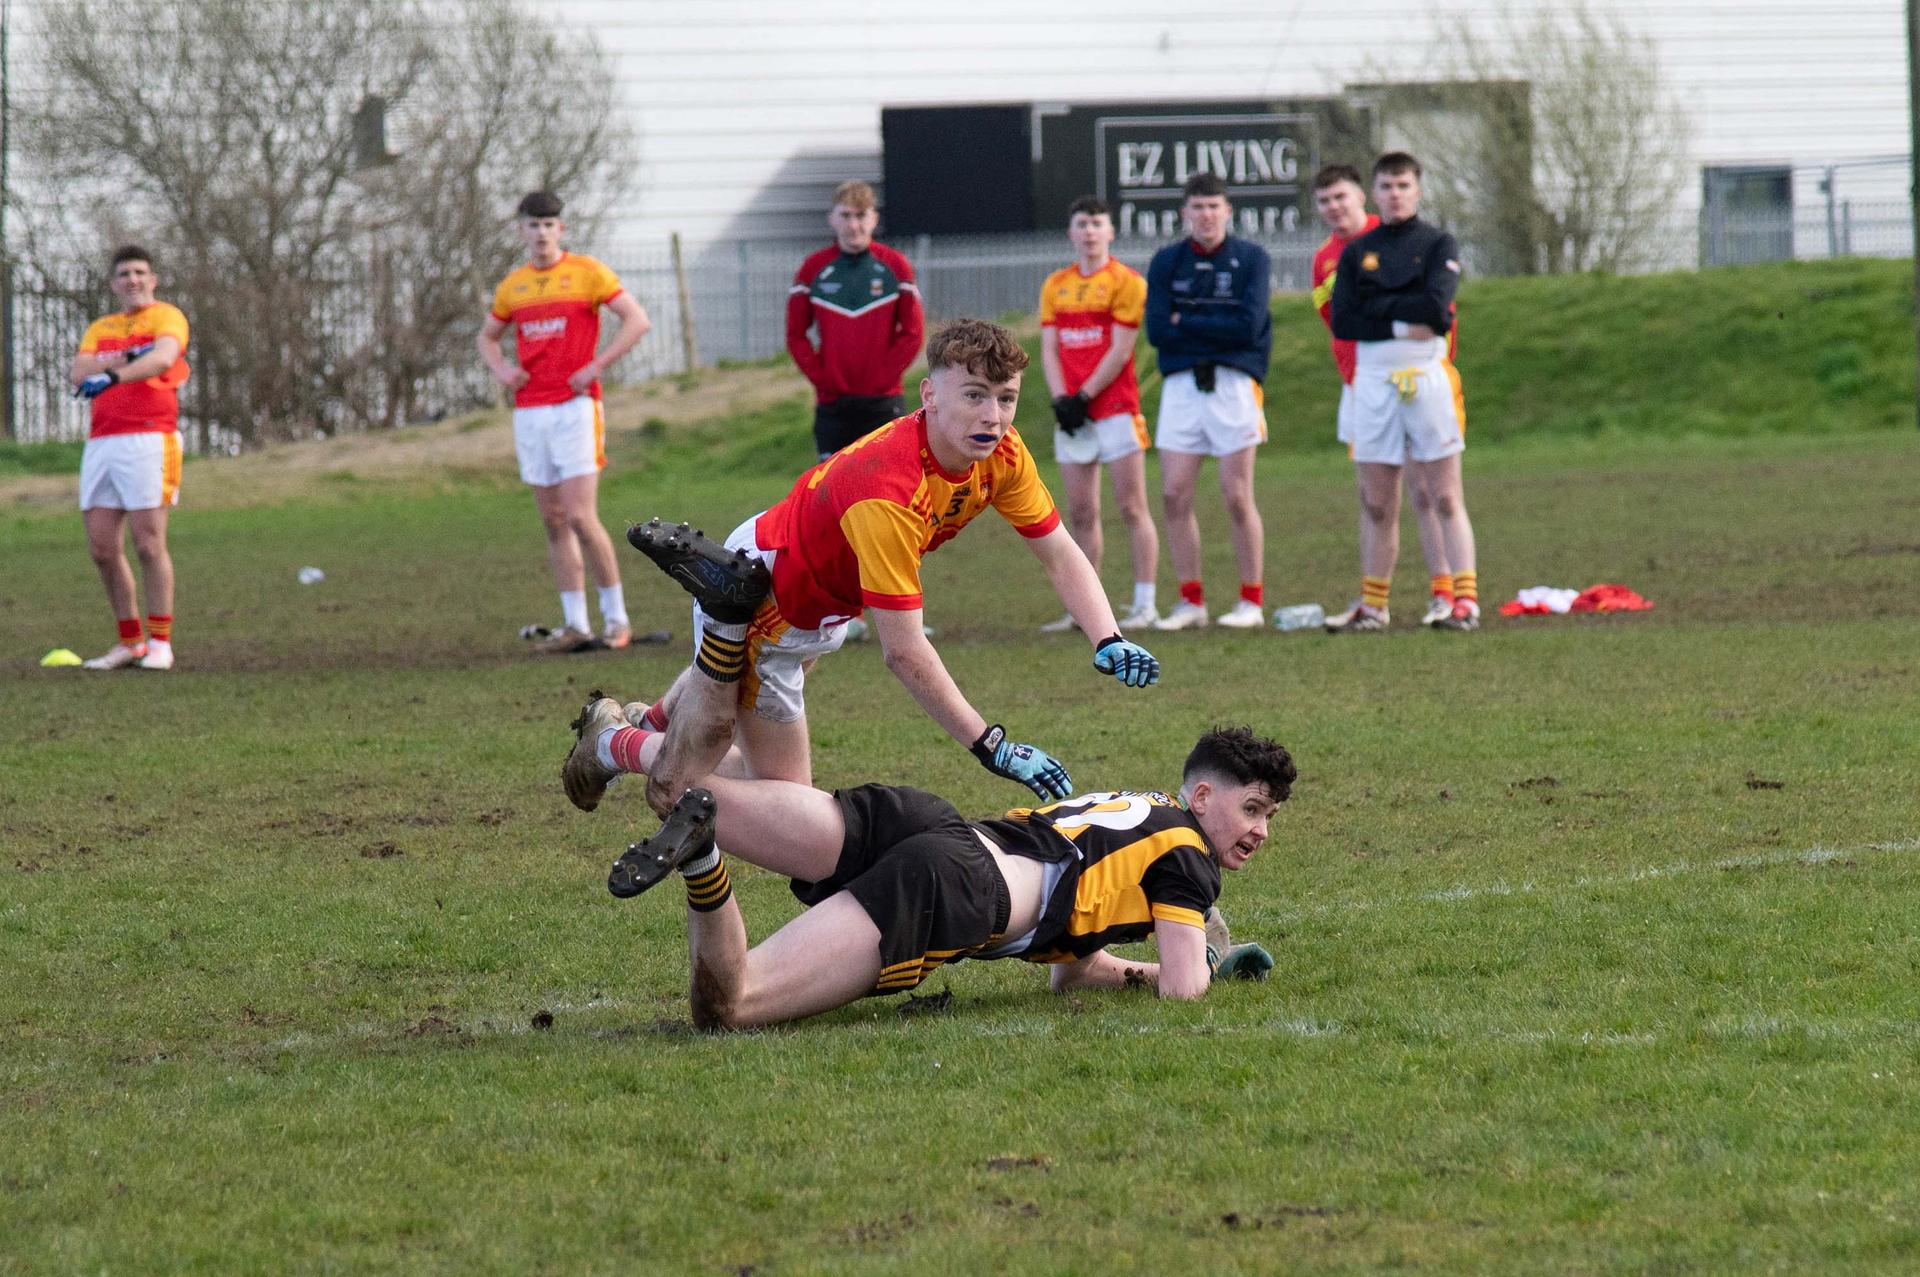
[1279,838,1920,921]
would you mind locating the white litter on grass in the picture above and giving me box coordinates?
[296,566,325,585]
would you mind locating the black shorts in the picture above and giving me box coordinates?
[813,395,905,459]
[791,784,1012,996]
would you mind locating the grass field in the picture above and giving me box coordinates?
[4,262,1920,1273]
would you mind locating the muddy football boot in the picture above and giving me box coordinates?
[608,788,719,899]
[626,519,770,624]
[562,691,627,812]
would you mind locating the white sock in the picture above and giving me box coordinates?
[595,725,623,771]
[679,846,721,878]
[1132,582,1157,613]
[598,584,628,628]
[560,590,590,634]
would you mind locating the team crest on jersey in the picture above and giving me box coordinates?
[1361,252,1380,271]
[870,278,883,295]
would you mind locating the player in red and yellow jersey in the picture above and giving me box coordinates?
[1311,163,1464,633]
[70,246,191,671]
[1036,196,1161,634]
[478,191,657,654]
[561,319,1163,822]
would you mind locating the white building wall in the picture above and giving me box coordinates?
[554,0,1910,247]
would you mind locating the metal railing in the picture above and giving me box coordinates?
[7,198,1910,450]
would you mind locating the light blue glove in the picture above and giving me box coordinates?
[1208,942,1274,982]
[1093,634,1160,687]
[75,371,118,399]
[971,725,1072,801]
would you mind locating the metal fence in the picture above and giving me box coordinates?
[7,198,1911,451]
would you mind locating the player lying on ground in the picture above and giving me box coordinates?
[570,701,1291,1028]
[613,318,1161,817]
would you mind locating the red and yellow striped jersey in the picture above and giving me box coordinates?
[1038,259,1146,421]
[78,302,190,438]
[489,253,624,408]
[754,409,1061,629]
[979,790,1221,962]
[1311,215,1378,386]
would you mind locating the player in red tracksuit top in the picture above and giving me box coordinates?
[786,180,926,460]
[1310,163,1464,633]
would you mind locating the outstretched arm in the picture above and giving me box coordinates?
[1025,524,1121,647]
[871,606,990,748]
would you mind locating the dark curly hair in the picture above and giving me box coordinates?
[1182,726,1295,803]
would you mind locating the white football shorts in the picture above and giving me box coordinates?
[1154,366,1267,457]
[691,514,850,724]
[513,395,605,487]
[1054,411,1149,466]
[78,432,182,511]
[1348,338,1465,466]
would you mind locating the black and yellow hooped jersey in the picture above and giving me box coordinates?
[976,791,1221,963]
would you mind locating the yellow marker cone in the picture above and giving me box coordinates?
[40,648,82,667]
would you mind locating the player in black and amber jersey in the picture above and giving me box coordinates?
[581,715,1294,1029]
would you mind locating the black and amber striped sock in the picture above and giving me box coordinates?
[1451,571,1478,605]
[695,630,748,683]
[1361,575,1391,611]
[682,860,732,913]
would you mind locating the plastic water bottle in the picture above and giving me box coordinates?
[1271,603,1324,632]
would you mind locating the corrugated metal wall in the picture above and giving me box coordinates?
[556,0,1911,246]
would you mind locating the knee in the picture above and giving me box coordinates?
[1432,492,1460,520]
[1360,499,1394,527]
[87,538,120,567]
[538,505,571,535]
[1161,486,1194,519]
[1408,486,1434,515]
[131,533,167,564]
[1069,505,1101,540]
[1222,492,1259,524]
[1115,490,1150,525]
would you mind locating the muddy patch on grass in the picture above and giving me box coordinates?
[986,1155,1051,1173]
[359,841,404,859]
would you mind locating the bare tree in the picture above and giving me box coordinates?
[12,0,628,446]
[1360,3,1690,274]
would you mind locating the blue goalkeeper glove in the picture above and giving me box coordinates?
[1208,942,1274,982]
[971,725,1072,801]
[75,371,119,399]
[1093,634,1160,687]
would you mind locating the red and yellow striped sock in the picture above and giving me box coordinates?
[1451,571,1478,604]
[683,860,732,913]
[1429,575,1454,601]
[1361,575,1391,611]
[117,617,143,645]
[145,614,172,643]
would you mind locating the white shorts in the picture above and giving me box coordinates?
[1154,367,1267,457]
[1335,382,1357,446]
[78,432,182,511]
[1349,339,1465,466]
[513,396,605,487]
[692,514,850,724]
[1055,412,1149,466]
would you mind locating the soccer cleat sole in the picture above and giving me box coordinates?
[626,519,770,624]
[607,788,718,899]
